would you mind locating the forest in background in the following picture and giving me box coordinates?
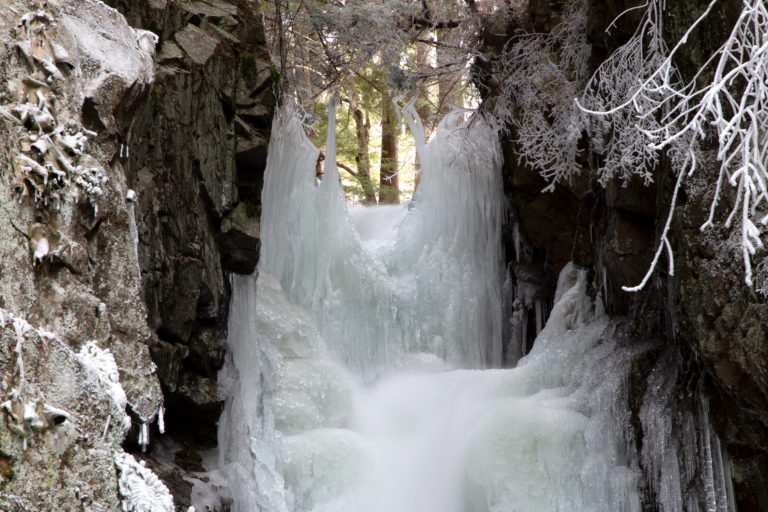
[259,0,509,204]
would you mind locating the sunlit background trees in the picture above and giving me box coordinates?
[260,0,510,204]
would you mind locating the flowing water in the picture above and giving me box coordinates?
[217,102,735,512]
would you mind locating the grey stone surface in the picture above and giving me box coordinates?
[0,4,164,509]
[0,0,274,508]
[0,0,162,422]
[0,314,124,511]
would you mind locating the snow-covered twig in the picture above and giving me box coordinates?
[577,0,768,290]
[490,0,590,190]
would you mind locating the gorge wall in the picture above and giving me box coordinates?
[0,0,273,509]
[478,1,768,509]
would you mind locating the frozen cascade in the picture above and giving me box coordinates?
[256,99,505,375]
[218,101,735,511]
[349,203,409,243]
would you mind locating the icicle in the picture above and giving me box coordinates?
[401,97,426,161]
[102,414,111,440]
[321,95,339,184]
[138,422,149,452]
[534,299,543,334]
[126,195,141,282]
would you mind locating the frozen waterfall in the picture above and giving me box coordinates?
[217,101,735,512]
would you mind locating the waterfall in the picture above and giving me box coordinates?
[217,102,735,512]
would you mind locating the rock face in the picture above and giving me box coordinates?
[673,169,768,510]
[0,0,165,509]
[478,1,768,509]
[101,1,273,509]
[0,311,126,511]
[0,0,274,509]
[102,0,274,507]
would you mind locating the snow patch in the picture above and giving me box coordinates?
[136,30,159,55]
[31,236,49,265]
[59,2,155,85]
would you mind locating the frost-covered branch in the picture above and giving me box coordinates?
[265,0,503,108]
[489,0,590,190]
[577,0,768,289]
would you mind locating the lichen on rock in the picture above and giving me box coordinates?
[0,0,167,509]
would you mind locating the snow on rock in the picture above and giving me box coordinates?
[56,0,157,133]
[136,29,159,55]
[77,340,131,432]
[114,451,175,512]
[59,0,155,85]
[31,235,49,265]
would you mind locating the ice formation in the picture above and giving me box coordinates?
[256,100,504,376]
[348,203,409,242]
[126,190,142,281]
[77,341,131,433]
[114,451,174,512]
[219,103,735,511]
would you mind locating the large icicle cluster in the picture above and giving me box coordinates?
[258,100,505,375]
[216,102,732,512]
[639,353,736,512]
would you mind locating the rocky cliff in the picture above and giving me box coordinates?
[478,1,768,509]
[102,2,273,507]
[0,0,273,509]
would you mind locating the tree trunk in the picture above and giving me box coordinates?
[379,94,400,204]
[348,84,377,204]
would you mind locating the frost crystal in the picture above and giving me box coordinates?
[755,258,768,297]
[490,0,590,190]
[578,0,768,290]
[77,341,130,431]
[114,451,174,512]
